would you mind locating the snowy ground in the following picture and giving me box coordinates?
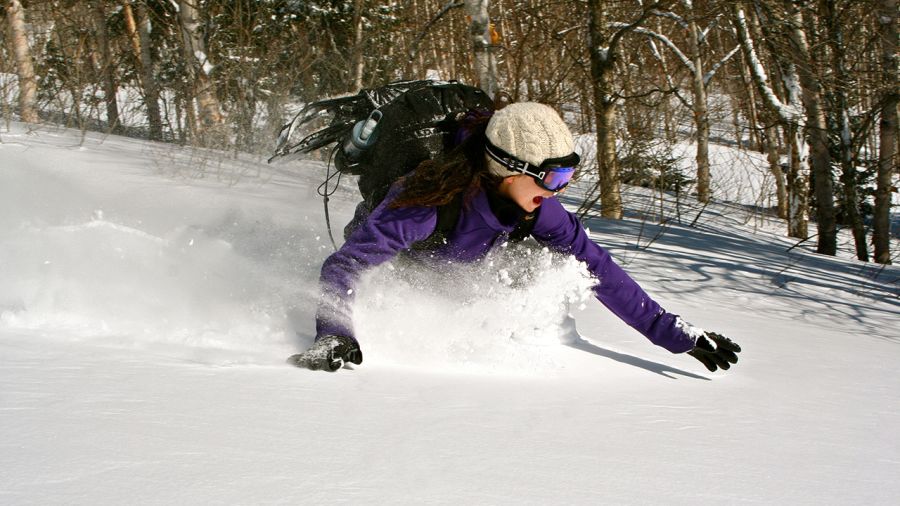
[1,123,899,504]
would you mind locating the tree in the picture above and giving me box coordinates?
[350,0,366,91]
[821,0,869,261]
[123,0,163,141]
[91,1,120,133]
[465,0,498,99]
[784,0,837,255]
[5,0,38,123]
[584,2,669,219]
[874,0,898,264]
[178,0,224,141]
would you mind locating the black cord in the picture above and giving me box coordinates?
[317,146,342,252]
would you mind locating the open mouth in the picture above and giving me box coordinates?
[533,196,544,206]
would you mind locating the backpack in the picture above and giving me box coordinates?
[270,79,534,248]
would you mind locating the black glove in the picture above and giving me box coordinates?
[687,332,741,372]
[287,335,363,371]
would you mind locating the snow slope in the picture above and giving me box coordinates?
[1,123,899,505]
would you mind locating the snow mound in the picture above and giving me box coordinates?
[0,208,326,364]
[353,241,597,374]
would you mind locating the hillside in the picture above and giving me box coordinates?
[1,122,899,504]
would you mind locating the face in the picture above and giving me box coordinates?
[497,175,558,213]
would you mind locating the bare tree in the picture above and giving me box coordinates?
[465,0,498,99]
[821,0,868,261]
[874,0,898,264]
[91,1,120,133]
[178,0,224,141]
[785,0,837,255]
[584,1,669,219]
[760,120,789,219]
[123,0,163,141]
[350,0,366,91]
[5,0,38,123]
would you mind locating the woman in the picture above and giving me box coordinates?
[290,102,741,372]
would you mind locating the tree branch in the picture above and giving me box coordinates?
[608,1,673,55]
[613,23,694,72]
[703,45,740,86]
[408,0,465,62]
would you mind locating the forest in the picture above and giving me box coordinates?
[2,0,898,263]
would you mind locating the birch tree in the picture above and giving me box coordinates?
[465,0,498,99]
[178,0,223,140]
[5,0,38,123]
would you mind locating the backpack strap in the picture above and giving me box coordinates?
[409,193,464,251]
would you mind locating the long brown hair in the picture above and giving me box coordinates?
[389,110,501,208]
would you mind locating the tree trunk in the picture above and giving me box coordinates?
[587,0,622,219]
[597,103,622,218]
[179,0,223,141]
[5,0,38,123]
[465,0,497,99]
[351,0,365,91]
[736,37,762,151]
[124,0,163,141]
[822,0,868,261]
[787,2,836,255]
[786,123,810,238]
[688,18,711,203]
[874,0,898,264]
[122,1,142,58]
[92,2,120,133]
[763,123,789,219]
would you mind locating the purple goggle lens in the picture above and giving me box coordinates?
[539,166,576,191]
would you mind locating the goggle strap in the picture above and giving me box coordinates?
[485,143,537,178]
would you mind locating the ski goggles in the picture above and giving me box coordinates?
[485,139,580,192]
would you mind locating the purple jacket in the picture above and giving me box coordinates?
[316,186,697,353]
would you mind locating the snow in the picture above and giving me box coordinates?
[194,50,215,76]
[1,122,899,504]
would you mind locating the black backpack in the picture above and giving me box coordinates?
[270,79,533,248]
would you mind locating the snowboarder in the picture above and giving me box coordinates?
[289,102,741,372]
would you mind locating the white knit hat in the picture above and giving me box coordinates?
[485,102,574,178]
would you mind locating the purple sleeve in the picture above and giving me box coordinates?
[315,188,438,342]
[530,198,696,353]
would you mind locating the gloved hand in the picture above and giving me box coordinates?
[687,332,741,372]
[287,335,363,371]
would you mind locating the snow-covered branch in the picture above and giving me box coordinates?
[698,17,722,46]
[650,8,688,29]
[606,2,665,55]
[609,23,694,72]
[703,45,740,86]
